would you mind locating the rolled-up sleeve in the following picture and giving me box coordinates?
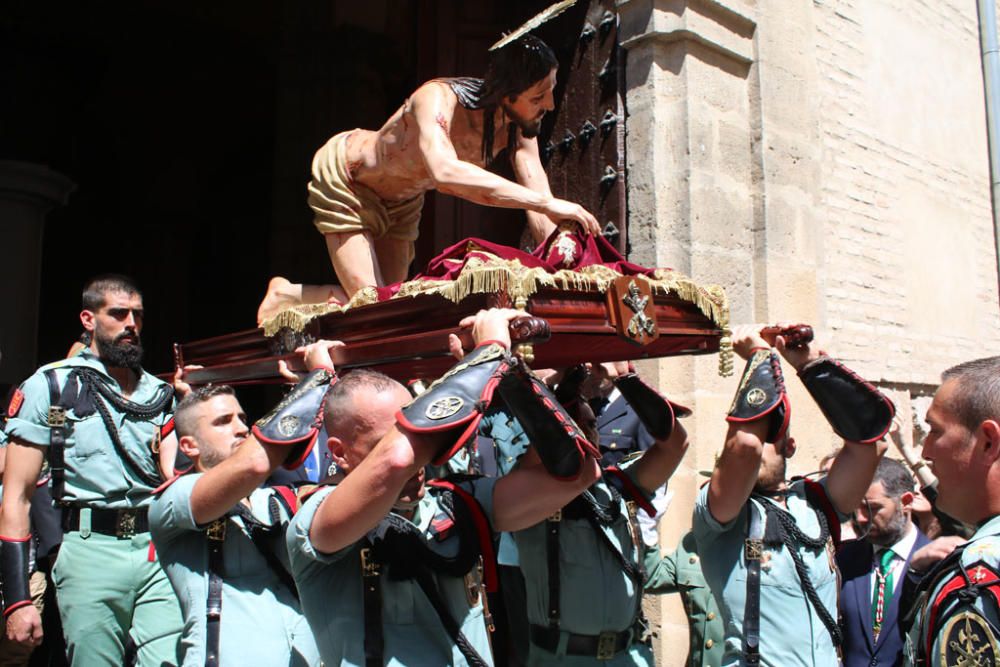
[692,483,743,545]
[4,373,55,447]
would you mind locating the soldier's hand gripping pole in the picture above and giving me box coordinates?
[1,536,32,618]
[798,357,895,443]
[252,367,336,469]
[497,362,601,480]
[614,372,691,440]
[726,348,791,443]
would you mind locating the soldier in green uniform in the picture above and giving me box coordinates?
[903,356,1000,666]
[287,308,604,666]
[644,531,725,667]
[1,275,183,666]
[489,364,691,666]
[695,326,895,667]
[150,375,328,667]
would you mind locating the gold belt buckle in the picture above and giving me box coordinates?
[206,519,227,542]
[744,538,763,561]
[596,631,618,660]
[47,406,66,427]
[360,548,380,577]
[116,510,137,539]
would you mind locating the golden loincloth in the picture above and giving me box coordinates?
[307,131,424,242]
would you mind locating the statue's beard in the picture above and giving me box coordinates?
[503,103,544,138]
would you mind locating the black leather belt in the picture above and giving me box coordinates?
[530,624,632,660]
[62,507,149,538]
[743,502,764,666]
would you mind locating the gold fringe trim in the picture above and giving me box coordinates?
[260,253,732,375]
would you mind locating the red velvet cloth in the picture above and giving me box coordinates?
[377,227,661,301]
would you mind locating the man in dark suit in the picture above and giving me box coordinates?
[584,362,655,467]
[838,457,929,667]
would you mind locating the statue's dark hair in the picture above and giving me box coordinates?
[442,35,558,167]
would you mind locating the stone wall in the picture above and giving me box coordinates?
[618,0,1000,664]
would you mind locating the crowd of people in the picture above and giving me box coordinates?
[0,275,997,667]
[2,22,999,667]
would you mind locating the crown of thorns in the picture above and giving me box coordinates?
[489,0,578,51]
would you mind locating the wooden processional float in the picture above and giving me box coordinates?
[173,227,734,386]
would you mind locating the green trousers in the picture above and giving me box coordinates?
[52,529,182,666]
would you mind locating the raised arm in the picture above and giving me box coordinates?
[188,341,344,525]
[411,83,599,234]
[511,132,558,243]
[772,332,893,515]
[492,449,600,532]
[307,425,438,555]
[707,327,787,524]
[308,309,523,554]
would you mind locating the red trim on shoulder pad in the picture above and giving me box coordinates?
[7,389,24,418]
[926,560,1000,659]
[160,417,175,439]
[429,418,484,466]
[604,467,656,517]
[251,424,312,448]
[802,479,840,547]
[3,600,32,618]
[0,535,31,543]
[724,399,783,425]
[427,479,499,593]
[272,485,299,514]
[282,433,318,471]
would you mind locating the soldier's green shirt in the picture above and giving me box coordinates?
[288,477,498,667]
[693,481,842,667]
[905,514,1000,666]
[512,459,656,666]
[5,350,171,509]
[644,531,725,667]
[150,473,320,667]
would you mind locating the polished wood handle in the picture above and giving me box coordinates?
[759,324,813,349]
[177,316,551,385]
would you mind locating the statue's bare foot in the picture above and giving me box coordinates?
[257,277,302,325]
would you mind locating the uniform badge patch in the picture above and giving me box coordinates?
[939,611,999,666]
[278,415,301,437]
[7,389,24,418]
[746,388,767,407]
[426,397,464,420]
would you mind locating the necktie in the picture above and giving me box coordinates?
[303,444,320,483]
[871,549,896,640]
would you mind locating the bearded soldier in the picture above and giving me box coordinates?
[694,325,895,666]
[1,274,183,665]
